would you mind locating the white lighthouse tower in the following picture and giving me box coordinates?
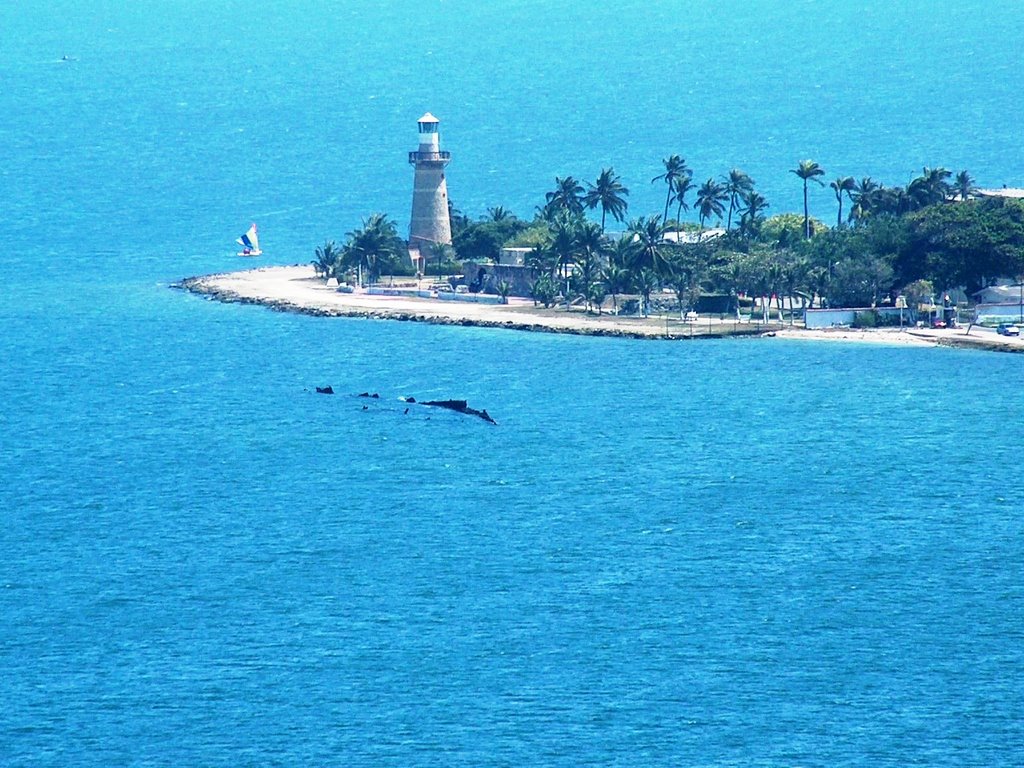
[408,112,452,270]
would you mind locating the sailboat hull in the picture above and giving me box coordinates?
[237,250,263,257]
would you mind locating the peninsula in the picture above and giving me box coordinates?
[174,264,1024,350]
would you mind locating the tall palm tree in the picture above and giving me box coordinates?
[652,155,690,222]
[574,221,608,309]
[695,178,727,230]
[487,206,512,221]
[544,176,585,219]
[673,174,696,228]
[955,170,976,202]
[829,176,856,228]
[791,160,826,238]
[549,214,579,291]
[722,169,754,231]
[584,168,629,232]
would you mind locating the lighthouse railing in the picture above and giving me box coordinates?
[409,150,451,164]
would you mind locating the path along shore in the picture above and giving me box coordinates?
[175,265,1024,353]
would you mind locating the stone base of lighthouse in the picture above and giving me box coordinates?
[409,163,452,251]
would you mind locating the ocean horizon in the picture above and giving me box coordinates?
[2,2,1023,765]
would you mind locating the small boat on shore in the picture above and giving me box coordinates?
[236,223,262,256]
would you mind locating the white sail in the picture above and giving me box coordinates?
[236,223,261,255]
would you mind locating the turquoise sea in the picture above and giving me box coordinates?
[2,2,1023,765]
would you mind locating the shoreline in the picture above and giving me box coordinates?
[174,265,1024,352]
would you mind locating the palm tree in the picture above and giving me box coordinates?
[429,242,453,275]
[544,176,585,219]
[574,221,608,310]
[782,255,810,325]
[627,216,673,277]
[695,178,727,230]
[634,268,660,317]
[487,206,512,221]
[652,155,690,222]
[922,166,953,202]
[722,169,754,231]
[673,174,696,229]
[531,274,559,308]
[829,176,856,229]
[526,242,556,277]
[496,280,511,304]
[549,214,579,301]
[342,213,402,286]
[955,170,976,202]
[588,281,607,315]
[584,168,629,232]
[849,177,880,224]
[738,190,769,238]
[877,185,914,216]
[602,262,630,314]
[908,167,952,209]
[312,240,341,280]
[791,160,826,238]
[766,261,785,323]
[608,235,634,270]
[666,245,708,319]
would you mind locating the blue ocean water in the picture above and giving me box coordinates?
[2,2,1023,765]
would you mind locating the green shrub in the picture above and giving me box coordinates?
[853,311,878,328]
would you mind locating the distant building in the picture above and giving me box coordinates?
[975,188,1024,200]
[662,228,726,244]
[408,112,452,271]
[974,282,1024,304]
[498,247,532,267]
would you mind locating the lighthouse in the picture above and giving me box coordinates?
[408,112,452,269]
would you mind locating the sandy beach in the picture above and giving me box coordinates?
[176,265,1024,352]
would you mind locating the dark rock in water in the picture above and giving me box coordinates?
[422,399,497,425]
[425,399,468,411]
[316,385,334,395]
[358,392,380,399]
[405,396,416,404]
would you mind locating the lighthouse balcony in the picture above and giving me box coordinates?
[409,150,451,164]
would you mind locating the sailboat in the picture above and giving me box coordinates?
[236,223,262,256]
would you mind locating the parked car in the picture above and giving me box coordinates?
[996,323,1021,336]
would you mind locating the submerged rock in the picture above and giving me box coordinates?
[315,385,334,395]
